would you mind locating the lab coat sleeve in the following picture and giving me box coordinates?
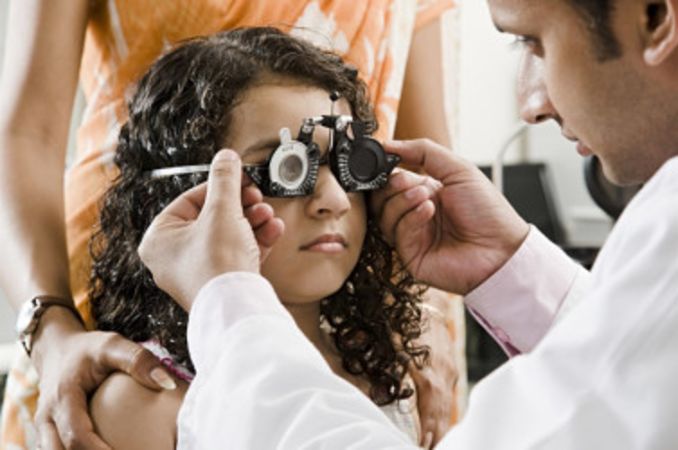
[465,225,590,354]
[176,272,417,450]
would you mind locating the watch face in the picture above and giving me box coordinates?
[15,299,38,335]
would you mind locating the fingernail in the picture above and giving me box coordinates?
[416,200,432,214]
[150,367,177,390]
[423,431,433,449]
[405,186,423,200]
[215,149,238,161]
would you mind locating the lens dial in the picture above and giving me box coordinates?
[244,127,320,197]
[329,122,399,192]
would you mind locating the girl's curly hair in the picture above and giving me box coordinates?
[89,27,429,405]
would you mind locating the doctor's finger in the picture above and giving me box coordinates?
[51,391,110,450]
[394,200,436,245]
[254,217,285,249]
[155,182,208,223]
[244,203,275,230]
[371,169,425,218]
[384,139,472,184]
[205,149,243,214]
[378,185,433,245]
[241,185,263,208]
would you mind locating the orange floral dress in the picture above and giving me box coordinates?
[1,1,462,448]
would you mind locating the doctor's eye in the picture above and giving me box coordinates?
[511,35,543,55]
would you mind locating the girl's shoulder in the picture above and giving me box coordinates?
[90,371,188,450]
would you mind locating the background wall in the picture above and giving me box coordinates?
[0,0,612,357]
[0,0,14,350]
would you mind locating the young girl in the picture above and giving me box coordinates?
[89,27,431,448]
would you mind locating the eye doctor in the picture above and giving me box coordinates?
[139,0,678,447]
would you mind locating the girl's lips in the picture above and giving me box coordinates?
[302,242,346,253]
[300,233,348,253]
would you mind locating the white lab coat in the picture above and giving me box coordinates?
[177,156,678,449]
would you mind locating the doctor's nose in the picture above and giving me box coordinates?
[517,53,559,125]
[306,166,351,219]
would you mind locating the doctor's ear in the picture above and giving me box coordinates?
[642,0,678,65]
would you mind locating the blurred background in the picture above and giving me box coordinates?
[0,0,13,391]
[0,1,613,398]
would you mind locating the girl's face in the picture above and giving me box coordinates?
[225,79,367,305]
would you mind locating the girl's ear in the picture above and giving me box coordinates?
[642,0,678,65]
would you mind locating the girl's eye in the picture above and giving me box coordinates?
[244,149,276,166]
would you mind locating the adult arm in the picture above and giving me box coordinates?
[372,139,592,349]
[464,225,591,354]
[0,2,172,448]
[0,0,85,310]
[394,11,455,148]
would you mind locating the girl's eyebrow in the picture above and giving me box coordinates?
[243,137,281,156]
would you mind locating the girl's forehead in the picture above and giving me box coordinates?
[237,82,350,113]
[225,83,351,150]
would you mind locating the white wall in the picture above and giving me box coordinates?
[456,0,612,246]
[0,0,15,345]
[457,0,522,164]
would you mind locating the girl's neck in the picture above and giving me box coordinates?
[283,301,332,353]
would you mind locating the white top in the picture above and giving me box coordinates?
[177,156,678,449]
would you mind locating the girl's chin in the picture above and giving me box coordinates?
[277,282,348,304]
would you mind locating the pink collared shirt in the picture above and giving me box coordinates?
[465,226,590,355]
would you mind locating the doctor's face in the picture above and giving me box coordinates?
[225,80,367,305]
[489,0,678,185]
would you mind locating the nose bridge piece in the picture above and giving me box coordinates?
[308,165,351,217]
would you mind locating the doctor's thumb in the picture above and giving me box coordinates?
[205,149,243,212]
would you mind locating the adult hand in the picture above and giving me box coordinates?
[372,139,530,295]
[411,304,458,449]
[138,149,284,310]
[32,312,175,450]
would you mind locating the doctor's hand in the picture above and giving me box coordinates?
[138,149,284,311]
[372,139,529,295]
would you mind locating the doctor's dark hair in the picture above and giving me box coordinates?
[89,27,429,405]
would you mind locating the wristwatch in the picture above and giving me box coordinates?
[16,295,83,356]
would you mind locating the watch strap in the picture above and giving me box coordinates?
[18,295,84,356]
